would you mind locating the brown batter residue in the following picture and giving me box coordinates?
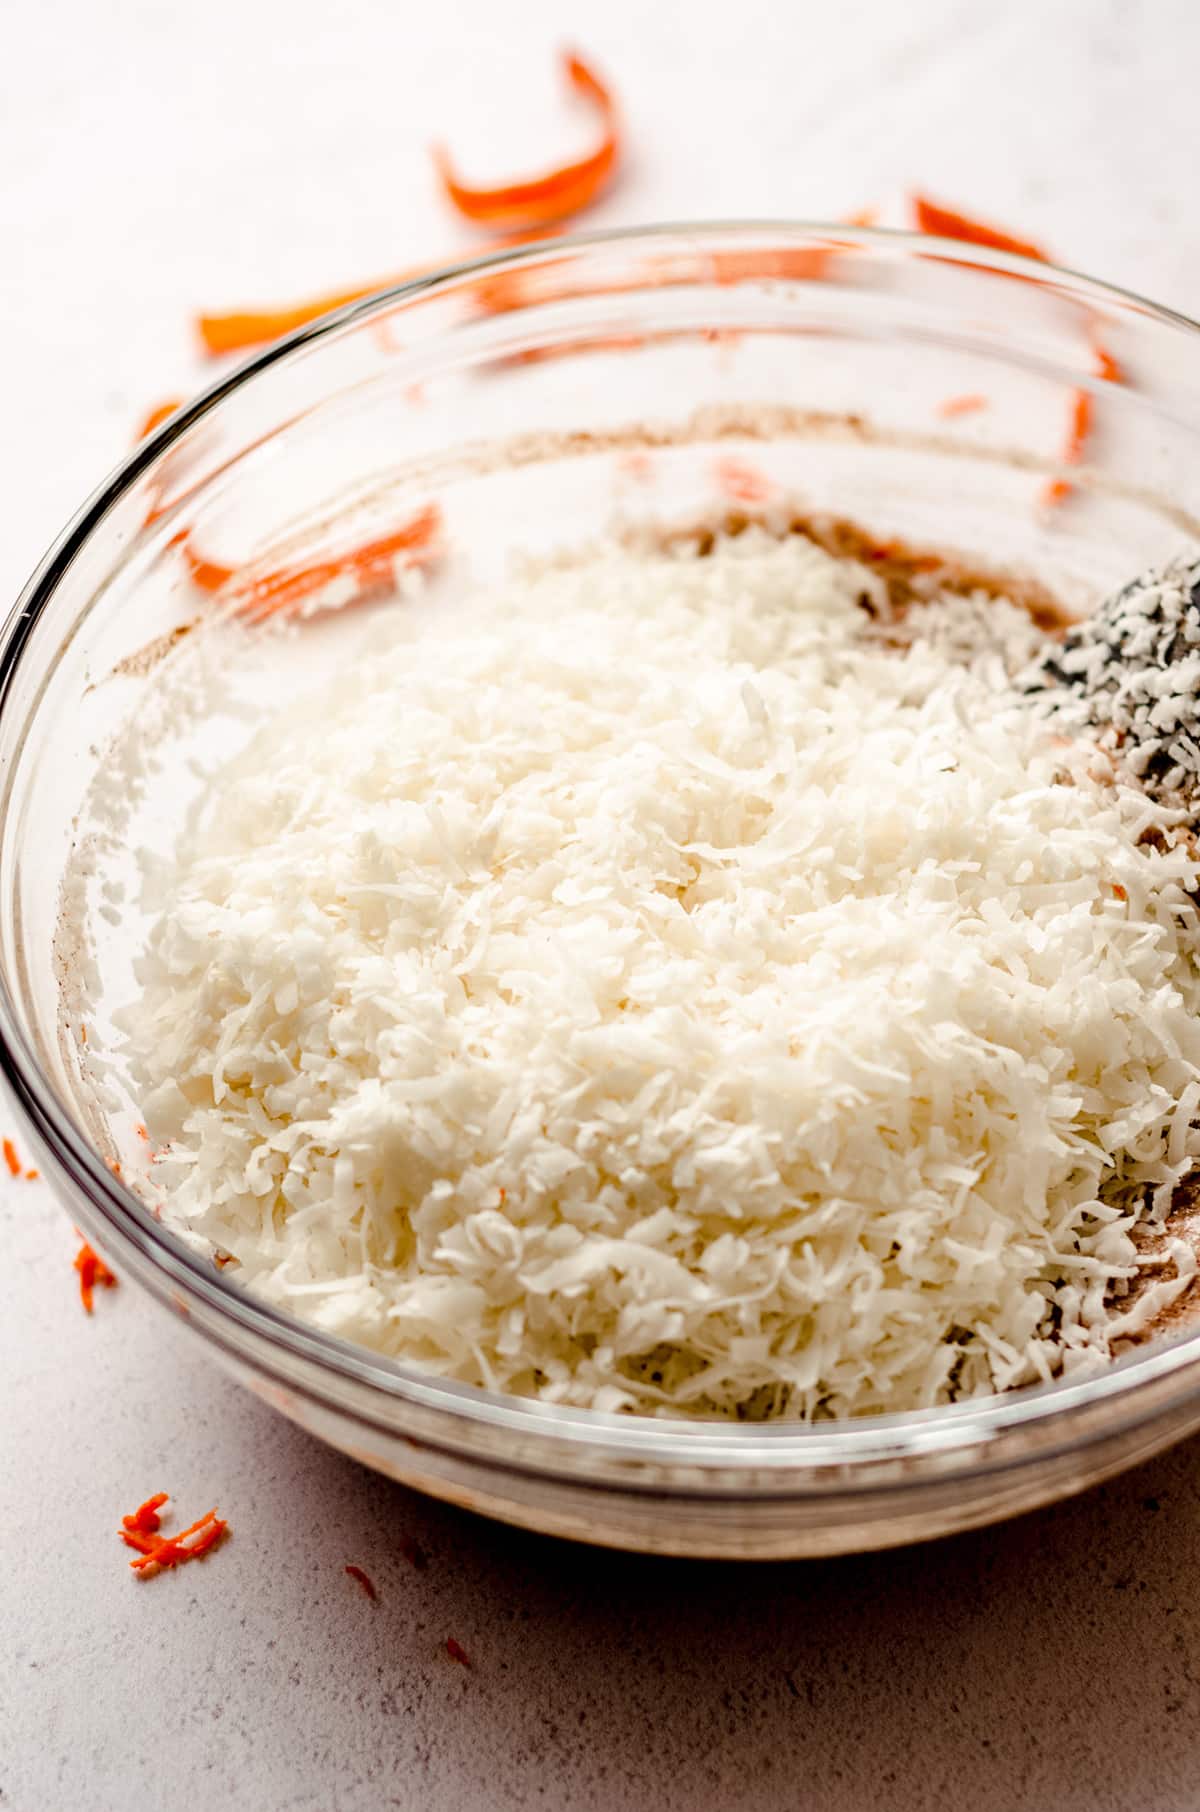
[674,506,1074,631]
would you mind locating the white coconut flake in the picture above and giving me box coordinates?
[115,530,1200,1419]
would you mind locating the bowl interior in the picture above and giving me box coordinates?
[5,223,1200,1449]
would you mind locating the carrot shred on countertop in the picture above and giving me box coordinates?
[197,262,444,358]
[2,1134,39,1181]
[936,392,988,419]
[196,229,550,359]
[345,1564,378,1601]
[445,1637,471,1667]
[179,501,442,623]
[433,49,619,231]
[118,1492,228,1574]
[910,194,1049,263]
[123,1492,168,1536]
[73,1236,117,1314]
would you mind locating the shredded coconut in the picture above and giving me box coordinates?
[117,530,1200,1418]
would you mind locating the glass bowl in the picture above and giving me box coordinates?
[5,223,1200,1561]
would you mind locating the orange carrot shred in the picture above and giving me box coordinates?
[1041,387,1094,507]
[713,457,772,505]
[25,1169,39,1182]
[345,1564,378,1601]
[137,399,184,441]
[128,1517,226,1573]
[936,393,989,419]
[197,264,442,359]
[1113,883,1128,901]
[1093,342,1124,384]
[123,1492,169,1536]
[118,1493,228,1574]
[134,401,191,533]
[911,195,1048,263]
[1068,388,1093,444]
[179,502,441,624]
[706,245,837,288]
[3,1138,20,1178]
[74,1237,117,1314]
[445,1637,471,1667]
[433,49,619,231]
[196,230,548,359]
[119,1527,163,1557]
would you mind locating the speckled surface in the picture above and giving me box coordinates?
[5,1,1200,1805]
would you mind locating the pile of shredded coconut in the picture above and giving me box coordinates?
[118,529,1200,1419]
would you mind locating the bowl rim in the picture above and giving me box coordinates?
[6,216,1200,1473]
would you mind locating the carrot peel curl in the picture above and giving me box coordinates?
[433,49,619,231]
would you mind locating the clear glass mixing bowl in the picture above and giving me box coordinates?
[5,223,1200,1559]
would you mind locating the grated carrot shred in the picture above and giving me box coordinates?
[196,229,548,359]
[433,49,619,231]
[178,502,442,624]
[445,1637,471,1667]
[118,1492,228,1574]
[911,194,1048,263]
[907,194,1121,508]
[123,1492,168,1536]
[74,1236,118,1313]
[137,399,184,441]
[713,457,772,505]
[197,262,446,359]
[1093,342,1124,383]
[3,1138,20,1178]
[1040,388,1094,507]
[936,393,988,419]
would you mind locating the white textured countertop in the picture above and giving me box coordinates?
[5,2,1200,1806]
